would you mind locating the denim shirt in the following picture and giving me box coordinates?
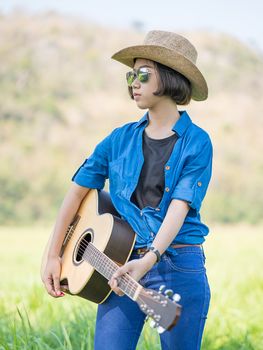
[72,110,213,252]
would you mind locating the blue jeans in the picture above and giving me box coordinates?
[94,246,210,350]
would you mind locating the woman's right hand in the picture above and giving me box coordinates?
[41,184,89,298]
[42,256,66,298]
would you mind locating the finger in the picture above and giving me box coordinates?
[115,290,124,296]
[44,277,58,297]
[112,266,127,279]
[53,275,62,296]
[117,290,124,296]
[108,278,119,291]
[111,285,124,296]
[47,284,64,298]
[108,277,124,296]
[108,277,118,289]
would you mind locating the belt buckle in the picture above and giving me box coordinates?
[136,248,147,255]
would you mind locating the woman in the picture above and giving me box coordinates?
[42,30,213,350]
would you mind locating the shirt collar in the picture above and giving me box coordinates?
[135,111,149,129]
[172,110,192,137]
[135,110,192,137]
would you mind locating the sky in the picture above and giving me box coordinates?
[1,0,262,53]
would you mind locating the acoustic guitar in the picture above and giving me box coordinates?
[41,189,181,332]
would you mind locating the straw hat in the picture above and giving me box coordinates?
[111,30,208,101]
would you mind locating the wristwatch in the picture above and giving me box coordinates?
[147,246,161,263]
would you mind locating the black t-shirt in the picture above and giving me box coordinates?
[131,130,178,209]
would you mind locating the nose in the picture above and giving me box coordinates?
[131,75,140,88]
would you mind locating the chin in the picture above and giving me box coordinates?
[136,104,148,110]
[135,101,150,110]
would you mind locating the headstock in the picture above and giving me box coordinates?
[136,285,182,333]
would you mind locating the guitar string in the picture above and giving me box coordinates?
[76,241,139,296]
[63,225,176,327]
[66,240,176,325]
[82,250,138,297]
[61,223,133,289]
[65,220,141,296]
[81,246,164,316]
[82,242,179,328]
[81,243,138,296]
[76,241,157,300]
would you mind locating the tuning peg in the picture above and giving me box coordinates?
[144,315,149,323]
[173,293,181,302]
[158,285,166,293]
[147,308,154,316]
[157,326,166,334]
[146,290,154,296]
[164,289,174,298]
[140,303,147,311]
[149,319,157,329]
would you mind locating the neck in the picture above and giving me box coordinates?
[146,98,181,137]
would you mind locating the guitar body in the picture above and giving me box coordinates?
[41,189,136,303]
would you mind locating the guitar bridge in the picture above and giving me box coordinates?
[60,214,80,256]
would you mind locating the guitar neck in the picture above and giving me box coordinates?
[83,243,141,300]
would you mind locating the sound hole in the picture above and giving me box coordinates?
[75,232,92,263]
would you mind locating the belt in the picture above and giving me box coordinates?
[134,244,201,255]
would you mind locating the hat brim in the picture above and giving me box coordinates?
[111,45,208,101]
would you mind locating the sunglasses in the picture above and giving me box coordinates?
[126,67,152,86]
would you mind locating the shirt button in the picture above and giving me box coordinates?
[150,232,154,237]
[140,211,143,216]
[165,187,170,192]
[197,181,202,187]
[165,165,170,170]
[155,207,160,211]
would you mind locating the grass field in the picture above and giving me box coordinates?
[0,224,262,349]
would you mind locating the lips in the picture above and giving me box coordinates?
[133,93,141,98]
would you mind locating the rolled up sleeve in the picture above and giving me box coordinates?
[72,133,111,189]
[171,138,213,211]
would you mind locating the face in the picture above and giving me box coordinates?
[128,58,163,109]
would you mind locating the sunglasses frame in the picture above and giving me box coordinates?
[126,67,152,87]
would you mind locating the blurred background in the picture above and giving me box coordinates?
[0,1,262,349]
[0,0,262,225]
[0,0,263,225]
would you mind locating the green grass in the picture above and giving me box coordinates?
[0,224,262,349]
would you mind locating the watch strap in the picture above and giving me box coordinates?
[147,246,161,263]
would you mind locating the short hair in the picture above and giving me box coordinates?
[128,60,192,105]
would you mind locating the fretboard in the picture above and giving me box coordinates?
[83,243,141,300]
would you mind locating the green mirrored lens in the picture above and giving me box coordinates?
[126,71,135,86]
[138,72,149,83]
[126,68,150,86]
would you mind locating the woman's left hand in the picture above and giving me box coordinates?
[108,252,157,296]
